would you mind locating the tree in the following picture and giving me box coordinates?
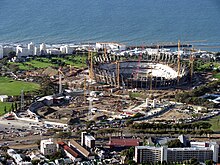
[205,160,213,165]
[7,51,16,59]
[15,102,18,111]
[31,159,41,165]
[190,158,198,165]
[166,139,183,148]
[4,106,7,113]
[11,103,14,112]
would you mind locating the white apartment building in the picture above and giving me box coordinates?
[3,46,14,57]
[81,132,96,148]
[135,143,219,164]
[46,48,61,55]
[34,46,40,55]
[0,46,3,59]
[40,43,46,55]
[84,135,95,148]
[28,42,35,55]
[60,45,75,54]
[16,45,30,57]
[40,138,57,156]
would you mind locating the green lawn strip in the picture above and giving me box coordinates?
[26,60,55,68]
[0,77,40,96]
[0,102,13,115]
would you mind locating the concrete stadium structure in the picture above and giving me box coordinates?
[92,52,190,89]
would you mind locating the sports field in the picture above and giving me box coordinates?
[0,77,40,96]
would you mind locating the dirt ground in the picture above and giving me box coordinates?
[150,109,191,121]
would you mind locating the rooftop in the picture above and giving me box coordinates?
[108,138,140,147]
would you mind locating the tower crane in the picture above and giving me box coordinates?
[84,76,87,103]
[88,50,94,80]
[177,40,181,85]
[116,60,120,88]
[189,53,194,83]
[58,67,65,94]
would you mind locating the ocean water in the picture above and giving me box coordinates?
[0,0,220,50]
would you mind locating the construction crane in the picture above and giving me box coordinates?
[84,76,87,103]
[189,53,194,83]
[104,47,107,61]
[145,65,153,91]
[58,67,65,94]
[116,60,120,88]
[134,53,143,79]
[177,40,181,85]
[88,50,94,80]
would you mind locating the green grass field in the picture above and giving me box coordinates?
[11,55,87,70]
[0,102,12,115]
[0,77,40,96]
[203,115,220,132]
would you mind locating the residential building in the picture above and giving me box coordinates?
[40,43,46,55]
[3,46,14,57]
[7,149,32,165]
[60,45,75,54]
[16,45,29,57]
[28,42,35,55]
[40,139,57,156]
[34,46,40,56]
[134,143,219,164]
[134,146,166,164]
[0,46,3,59]
[84,135,95,149]
[46,48,61,55]
[81,132,96,148]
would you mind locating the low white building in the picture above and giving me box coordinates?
[40,138,57,156]
[46,48,61,55]
[7,149,32,165]
[0,95,8,102]
[96,42,126,51]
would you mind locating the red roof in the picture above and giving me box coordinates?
[108,138,140,147]
[58,141,79,158]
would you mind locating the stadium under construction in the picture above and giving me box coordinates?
[89,46,191,90]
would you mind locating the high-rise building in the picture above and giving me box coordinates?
[0,46,3,59]
[3,46,14,57]
[28,42,35,55]
[40,43,46,55]
[34,46,40,56]
[16,45,29,57]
